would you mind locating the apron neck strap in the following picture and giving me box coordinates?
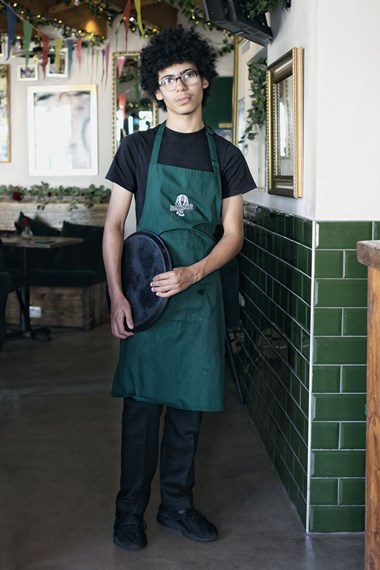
[150,122,166,164]
[204,124,220,176]
[150,122,220,175]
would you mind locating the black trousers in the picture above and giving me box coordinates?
[116,397,203,514]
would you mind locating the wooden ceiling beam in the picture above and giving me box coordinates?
[46,5,108,36]
[131,3,177,29]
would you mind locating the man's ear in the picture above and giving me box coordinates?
[155,89,163,102]
[202,78,209,89]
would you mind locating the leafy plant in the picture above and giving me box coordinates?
[240,58,267,143]
[242,0,291,18]
[0,182,111,211]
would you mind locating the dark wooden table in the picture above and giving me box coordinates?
[3,235,83,340]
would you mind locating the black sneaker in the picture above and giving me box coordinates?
[113,511,147,550]
[157,506,218,542]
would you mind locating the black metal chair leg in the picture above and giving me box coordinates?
[225,330,244,404]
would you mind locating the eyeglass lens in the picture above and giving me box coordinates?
[159,70,199,91]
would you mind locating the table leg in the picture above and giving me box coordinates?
[7,247,51,341]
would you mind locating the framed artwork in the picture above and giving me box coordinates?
[0,64,10,162]
[267,48,304,198]
[27,85,98,176]
[237,97,246,155]
[17,64,38,81]
[47,50,68,78]
[0,37,7,58]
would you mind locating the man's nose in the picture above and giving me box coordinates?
[176,77,187,90]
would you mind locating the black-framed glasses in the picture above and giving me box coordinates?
[158,69,200,92]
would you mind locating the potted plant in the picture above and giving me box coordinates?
[242,0,291,19]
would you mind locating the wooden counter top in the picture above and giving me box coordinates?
[357,240,380,270]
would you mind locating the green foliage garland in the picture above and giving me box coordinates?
[0,183,111,211]
[0,1,234,56]
[242,0,291,18]
[240,58,267,143]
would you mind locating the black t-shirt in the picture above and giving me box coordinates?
[106,125,256,222]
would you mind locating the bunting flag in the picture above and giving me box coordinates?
[134,0,144,36]
[122,0,131,49]
[76,37,82,67]
[101,47,105,85]
[117,55,126,78]
[6,5,17,59]
[115,25,119,51]
[41,33,49,77]
[104,42,111,86]
[66,38,74,77]
[55,37,63,73]
[23,21,33,67]
[118,92,126,125]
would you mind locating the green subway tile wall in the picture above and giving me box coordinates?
[238,206,377,533]
[310,220,370,532]
[238,205,312,527]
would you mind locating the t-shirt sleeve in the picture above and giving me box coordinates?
[105,135,138,193]
[219,140,256,199]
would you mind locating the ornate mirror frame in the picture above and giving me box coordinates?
[0,64,11,162]
[113,52,158,155]
[267,48,304,198]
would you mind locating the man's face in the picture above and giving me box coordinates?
[155,62,209,116]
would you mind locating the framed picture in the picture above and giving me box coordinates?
[46,50,68,78]
[0,64,11,162]
[237,97,246,155]
[27,85,98,176]
[267,48,304,198]
[17,64,38,81]
[0,37,7,58]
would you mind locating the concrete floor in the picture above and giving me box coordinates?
[0,324,364,570]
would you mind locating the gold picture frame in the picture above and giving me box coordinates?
[267,48,304,198]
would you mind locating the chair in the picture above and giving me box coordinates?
[0,240,12,349]
[220,257,245,404]
[0,239,30,345]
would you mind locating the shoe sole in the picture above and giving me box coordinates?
[113,535,147,550]
[157,512,218,542]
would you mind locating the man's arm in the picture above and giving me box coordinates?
[151,194,243,297]
[102,183,135,338]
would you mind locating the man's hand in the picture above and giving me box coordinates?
[150,266,197,297]
[110,295,135,339]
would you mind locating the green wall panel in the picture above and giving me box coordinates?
[240,207,377,532]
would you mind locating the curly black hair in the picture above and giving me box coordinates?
[140,25,218,111]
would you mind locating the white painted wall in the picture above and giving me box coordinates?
[314,0,380,220]
[0,22,232,191]
[0,30,147,190]
[242,0,380,221]
[241,0,318,219]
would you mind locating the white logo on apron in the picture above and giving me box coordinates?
[170,194,194,217]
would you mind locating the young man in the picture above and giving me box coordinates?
[103,25,255,550]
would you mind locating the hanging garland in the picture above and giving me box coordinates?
[241,0,291,19]
[167,0,234,55]
[55,0,120,22]
[240,58,267,143]
[0,2,106,43]
[0,0,234,56]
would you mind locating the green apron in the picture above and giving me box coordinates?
[112,122,225,411]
